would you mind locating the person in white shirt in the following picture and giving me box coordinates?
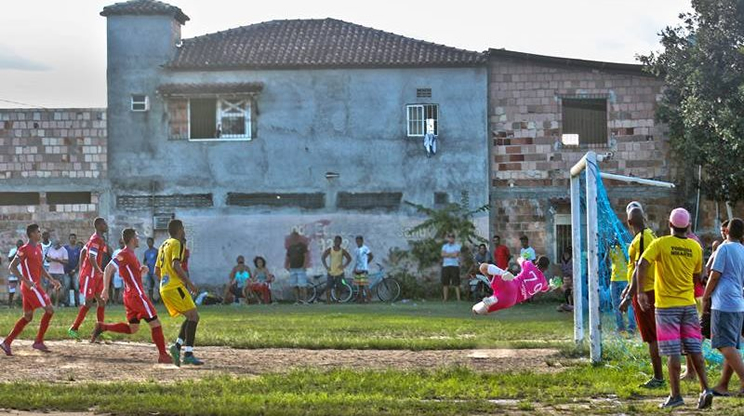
[41,231,52,271]
[353,236,374,303]
[7,239,23,307]
[46,240,69,307]
[441,233,462,301]
[519,236,536,261]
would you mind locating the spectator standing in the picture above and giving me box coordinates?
[704,218,744,397]
[353,236,374,303]
[519,236,536,261]
[64,234,81,307]
[142,237,159,302]
[608,242,635,334]
[474,243,493,265]
[285,231,309,304]
[492,235,511,270]
[41,231,52,272]
[111,239,125,305]
[637,208,713,410]
[7,240,23,307]
[321,236,352,304]
[441,233,462,302]
[46,240,68,307]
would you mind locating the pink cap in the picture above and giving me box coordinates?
[669,208,691,228]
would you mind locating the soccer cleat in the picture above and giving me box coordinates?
[32,342,51,353]
[0,341,12,356]
[697,390,714,410]
[158,354,173,364]
[182,355,204,366]
[89,324,104,344]
[67,328,81,341]
[169,344,181,367]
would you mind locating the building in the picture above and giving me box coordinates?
[100,0,489,288]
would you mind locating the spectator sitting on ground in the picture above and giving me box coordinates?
[224,256,251,304]
[248,256,274,304]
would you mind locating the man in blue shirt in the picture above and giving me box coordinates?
[704,218,744,397]
[64,233,81,307]
[142,237,159,302]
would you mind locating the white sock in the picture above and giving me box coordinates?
[176,338,184,347]
[184,346,193,353]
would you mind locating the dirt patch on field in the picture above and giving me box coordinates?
[0,340,567,383]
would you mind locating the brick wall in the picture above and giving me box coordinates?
[0,108,107,269]
[0,109,107,179]
[490,56,669,189]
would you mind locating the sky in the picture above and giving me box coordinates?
[0,0,691,109]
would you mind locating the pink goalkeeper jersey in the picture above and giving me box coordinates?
[514,261,549,303]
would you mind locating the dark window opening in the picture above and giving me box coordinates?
[226,193,325,209]
[562,98,608,146]
[0,192,40,206]
[47,192,91,205]
[434,192,449,205]
[189,98,217,139]
[416,88,432,98]
[337,192,402,210]
[117,194,213,210]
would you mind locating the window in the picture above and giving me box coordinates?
[406,104,438,137]
[189,97,252,141]
[416,88,432,98]
[131,95,149,112]
[554,214,572,263]
[117,194,213,210]
[226,193,325,209]
[337,192,402,210]
[0,192,40,206]
[561,98,607,146]
[47,192,91,205]
[434,192,449,206]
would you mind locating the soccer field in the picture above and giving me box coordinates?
[0,302,742,415]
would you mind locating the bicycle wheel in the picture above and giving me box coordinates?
[331,280,354,303]
[305,284,318,303]
[376,278,401,302]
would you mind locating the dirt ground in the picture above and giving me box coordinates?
[0,340,567,383]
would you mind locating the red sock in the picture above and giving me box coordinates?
[35,312,53,343]
[151,326,167,355]
[96,306,105,323]
[4,317,30,345]
[101,322,132,334]
[71,305,90,330]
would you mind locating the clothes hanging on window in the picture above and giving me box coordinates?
[424,133,437,157]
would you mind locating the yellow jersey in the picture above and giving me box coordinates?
[157,238,185,292]
[627,228,657,292]
[641,235,702,308]
[609,245,628,282]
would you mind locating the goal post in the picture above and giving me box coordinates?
[570,151,675,363]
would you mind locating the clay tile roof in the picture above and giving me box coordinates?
[166,18,486,70]
[100,0,189,25]
[157,82,264,95]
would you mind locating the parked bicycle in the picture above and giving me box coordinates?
[349,263,401,303]
[306,273,354,303]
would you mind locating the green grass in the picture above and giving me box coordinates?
[0,301,574,350]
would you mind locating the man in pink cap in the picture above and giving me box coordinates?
[637,208,713,409]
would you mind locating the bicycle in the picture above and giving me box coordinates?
[306,273,354,303]
[349,264,401,302]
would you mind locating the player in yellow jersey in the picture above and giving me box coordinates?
[155,219,203,366]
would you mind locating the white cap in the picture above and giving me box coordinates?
[626,201,643,215]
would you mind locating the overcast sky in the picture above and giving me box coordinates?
[1,0,691,109]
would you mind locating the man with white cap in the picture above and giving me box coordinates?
[637,207,713,410]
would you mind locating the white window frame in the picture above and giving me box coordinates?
[187,96,252,142]
[554,213,572,263]
[131,94,149,112]
[406,104,438,137]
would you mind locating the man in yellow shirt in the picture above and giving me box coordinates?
[619,205,664,389]
[638,208,713,410]
[155,219,203,366]
[608,243,635,334]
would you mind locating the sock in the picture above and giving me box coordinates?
[71,305,90,330]
[151,326,167,355]
[175,320,188,349]
[35,312,53,343]
[184,320,198,356]
[96,306,105,323]
[101,322,132,334]
[4,317,31,345]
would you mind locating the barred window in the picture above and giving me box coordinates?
[117,194,213,210]
[337,192,402,210]
[226,193,325,209]
[189,97,252,141]
[406,104,438,137]
[561,98,608,146]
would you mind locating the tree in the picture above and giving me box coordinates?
[639,0,744,205]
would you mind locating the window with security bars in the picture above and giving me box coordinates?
[117,194,213,210]
[337,192,402,210]
[189,97,252,140]
[131,94,149,112]
[226,193,325,209]
[0,192,40,206]
[406,104,438,137]
[561,98,608,146]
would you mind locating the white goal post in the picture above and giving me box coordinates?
[569,151,675,363]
